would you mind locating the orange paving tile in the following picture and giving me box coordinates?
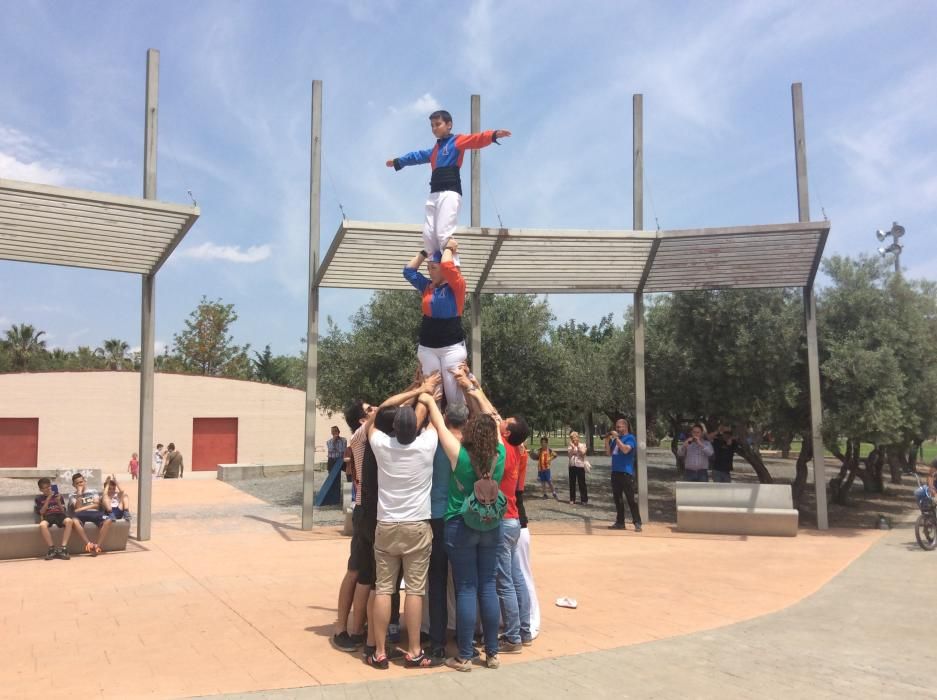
[1,478,883,698]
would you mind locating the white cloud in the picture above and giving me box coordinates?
[0,124,93,187]
[178,242,272,264]
[130,340,167,355]
[410,93,441,114]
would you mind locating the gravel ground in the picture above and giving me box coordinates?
[3,448,919,529]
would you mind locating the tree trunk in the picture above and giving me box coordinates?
[735,440,774,483]
[780,431,793,459]
[585,412,594,456]
[791,438,810,507]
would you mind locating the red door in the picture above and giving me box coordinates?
[192,417,238,471]
[0,418,39,468]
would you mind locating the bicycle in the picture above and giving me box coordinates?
[912,470,937,551]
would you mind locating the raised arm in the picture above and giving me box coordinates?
[368,373,441,439]
[419,392,462,467]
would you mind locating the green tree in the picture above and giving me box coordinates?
[819,255,937,502]
[171,296,251,378]
[2,323,48,371]
[98,338,130,370]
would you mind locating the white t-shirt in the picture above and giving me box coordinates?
[370,428,438,522]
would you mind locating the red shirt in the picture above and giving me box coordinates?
[500,443,523,520]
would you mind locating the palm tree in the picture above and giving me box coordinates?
[3,323,47,371]
[99,338,130,370]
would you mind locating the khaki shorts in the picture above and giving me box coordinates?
[374,520,433,597]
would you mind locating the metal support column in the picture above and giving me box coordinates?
[632,94,649,524]
[302,80,323,530]
[792,82,829,530]
[137,48,158,541]
[470,94,483,381]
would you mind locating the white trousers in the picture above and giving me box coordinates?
[517,527,541,638]
[422,191,461,266]
[418,342,467,406]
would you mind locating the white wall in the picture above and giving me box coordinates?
[0,372,345,472]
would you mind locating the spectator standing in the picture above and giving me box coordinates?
[567,431,589,505]
[606,418,642,532]
[531,438,558,499]
[163,443,184,479]
[678,424,714,482]
[128,452,139,480]
[35,478,73,560]
[326,426,347,473]
[153,443,165,478]
[710,425,741,483]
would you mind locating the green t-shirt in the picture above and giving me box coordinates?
[445,443,506,521]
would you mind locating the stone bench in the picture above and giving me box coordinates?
[0,495,130,560]
[676,482,799,536]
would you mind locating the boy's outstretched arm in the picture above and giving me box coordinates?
[386,147,433,170]
[454,130,512,150]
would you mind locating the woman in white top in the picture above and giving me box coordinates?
[567,431,589,505]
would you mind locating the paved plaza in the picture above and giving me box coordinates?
[1,477,934,699]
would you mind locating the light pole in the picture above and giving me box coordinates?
[876,222,905,274]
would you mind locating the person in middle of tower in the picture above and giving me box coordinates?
[403,239,467,407]
[387,108,511,265]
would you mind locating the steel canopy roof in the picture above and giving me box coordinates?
[316,219,830,294]
[0,178,200,275]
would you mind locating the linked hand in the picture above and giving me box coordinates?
[421,371,442,393]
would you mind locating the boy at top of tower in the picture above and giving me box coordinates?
[386,110,511,265]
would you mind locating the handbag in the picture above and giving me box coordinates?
[454,456,507,531]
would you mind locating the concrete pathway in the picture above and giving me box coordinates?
[210,525,937,699]
[1,478,930,699]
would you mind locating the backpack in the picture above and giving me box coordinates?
[455,454,507,531]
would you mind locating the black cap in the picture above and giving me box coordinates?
[393,405,418,445]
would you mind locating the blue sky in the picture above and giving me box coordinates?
[1,0,935,356]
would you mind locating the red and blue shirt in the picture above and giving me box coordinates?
[403,260,466,348]
[393,131,499,195]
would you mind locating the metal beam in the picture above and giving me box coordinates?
[150,205,201,274]
[470,94,482,381]
[313,220,350,289]
[137,48,159,542]
[633,93,649,525]
[302,79,323,530]
[793,82,828,531]
[805,226,830,290]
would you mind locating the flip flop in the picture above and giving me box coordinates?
[555,596,578,609]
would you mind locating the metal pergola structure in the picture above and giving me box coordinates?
[0,50,200,540]
[301,83,831,530]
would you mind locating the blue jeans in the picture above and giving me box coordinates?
[712,470,731,483]
[496,518,531,644]
[685,468,709,482]
[445,516,502,660]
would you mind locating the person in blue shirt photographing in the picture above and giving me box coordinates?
[605,417,641,532]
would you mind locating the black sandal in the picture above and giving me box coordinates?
[366,652,388,670]
[405,650,443,668]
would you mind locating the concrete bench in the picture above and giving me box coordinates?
[0,495,130,560]
[676,482,799,536]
